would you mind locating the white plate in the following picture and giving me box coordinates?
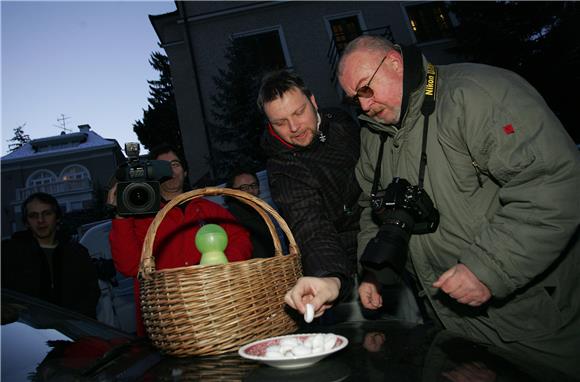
[238,333,348,369]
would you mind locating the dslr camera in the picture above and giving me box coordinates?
[361,177,439,273]
[115,142,173,216]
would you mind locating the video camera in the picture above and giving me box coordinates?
[115,142,173,216]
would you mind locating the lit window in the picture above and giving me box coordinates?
[406,2,453,43]
[329,15,362,53]
[60,165,90,182]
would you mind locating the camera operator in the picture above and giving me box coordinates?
[107,143,252,336]
[337,35,580,377]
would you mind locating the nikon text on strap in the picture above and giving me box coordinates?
[417,62,437,189]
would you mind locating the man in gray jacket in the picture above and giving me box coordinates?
[337,35,580,377]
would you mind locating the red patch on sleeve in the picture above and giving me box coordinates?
[502,124,515,135]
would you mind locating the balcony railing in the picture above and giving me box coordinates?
[16,178,92,201]
[327,26,395,84]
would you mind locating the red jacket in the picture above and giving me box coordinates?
[109,198,252,335]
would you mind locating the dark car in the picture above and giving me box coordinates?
[1,289,161,381]
[2,288,577,381]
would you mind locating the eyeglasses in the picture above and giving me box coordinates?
[235,183,259,192]
[347,55,387,106]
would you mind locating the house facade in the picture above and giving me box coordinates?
[1,124,125,239]
[150,1,459,184]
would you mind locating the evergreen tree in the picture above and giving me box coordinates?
[209,39,277,181]
[133,51,184,155]
[7,124,31,152]
[447,1,580,143]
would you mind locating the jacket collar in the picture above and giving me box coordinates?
[359,45,430,137]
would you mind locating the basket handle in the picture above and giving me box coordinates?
[139,187,300,279]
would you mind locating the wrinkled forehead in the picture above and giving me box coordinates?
[263,87,310,118]
[339,50,384,87]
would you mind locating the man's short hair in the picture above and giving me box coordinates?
[337,35,396,77]
[149,142,189,173]
[21,192,62,224]
[257,69,313,113]
[226,168,259,189]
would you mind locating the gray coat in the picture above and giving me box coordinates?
[356,56,580,375]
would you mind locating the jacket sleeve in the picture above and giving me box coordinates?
[71,243,102,318]
[269,170,353,282]
[449,72,580,298]
[355,127,382,261]
[1,239,14,289]
[354,128,403,286]
[109,217,143,277]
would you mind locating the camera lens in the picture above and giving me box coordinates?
[360,209,414,273]
[122,182,156,213]
[129,188,149,206]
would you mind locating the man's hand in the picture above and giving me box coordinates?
[107,183,118,207]
[359,272,383,310]
[284,277,340,318]
[433,264,491,306]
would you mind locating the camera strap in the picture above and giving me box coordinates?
[371,133,389,198]
[371,62,437,196]
[418,62,437,189]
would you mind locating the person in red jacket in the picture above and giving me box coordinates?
[108,143,252,335]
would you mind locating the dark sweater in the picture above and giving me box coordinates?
[1,230,101,318]
[227,199,275,259]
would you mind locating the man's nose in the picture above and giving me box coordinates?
[288,119,299,133]
[359,97,373,112]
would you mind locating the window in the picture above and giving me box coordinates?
[26,170,57,187]
[70,201,84,211]
[406,2,453,43]
[60,165,90,181]
[329,15,362,53]
[232,27,289,71]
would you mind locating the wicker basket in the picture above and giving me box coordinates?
[138,187,303,357]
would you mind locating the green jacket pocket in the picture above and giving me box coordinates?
[488,287,563,342]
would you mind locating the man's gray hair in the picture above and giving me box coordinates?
[337,35,396,77]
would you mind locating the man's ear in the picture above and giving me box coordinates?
[387,49,403,74]
[310,94,318,110]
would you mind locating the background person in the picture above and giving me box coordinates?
[225,169,275,259]
[1,192,100,318]
[108,143,252,336]
[337,35,580,376]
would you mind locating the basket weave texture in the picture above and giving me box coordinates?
[138,187,303,357]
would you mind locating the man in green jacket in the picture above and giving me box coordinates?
[337,35,580,376]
